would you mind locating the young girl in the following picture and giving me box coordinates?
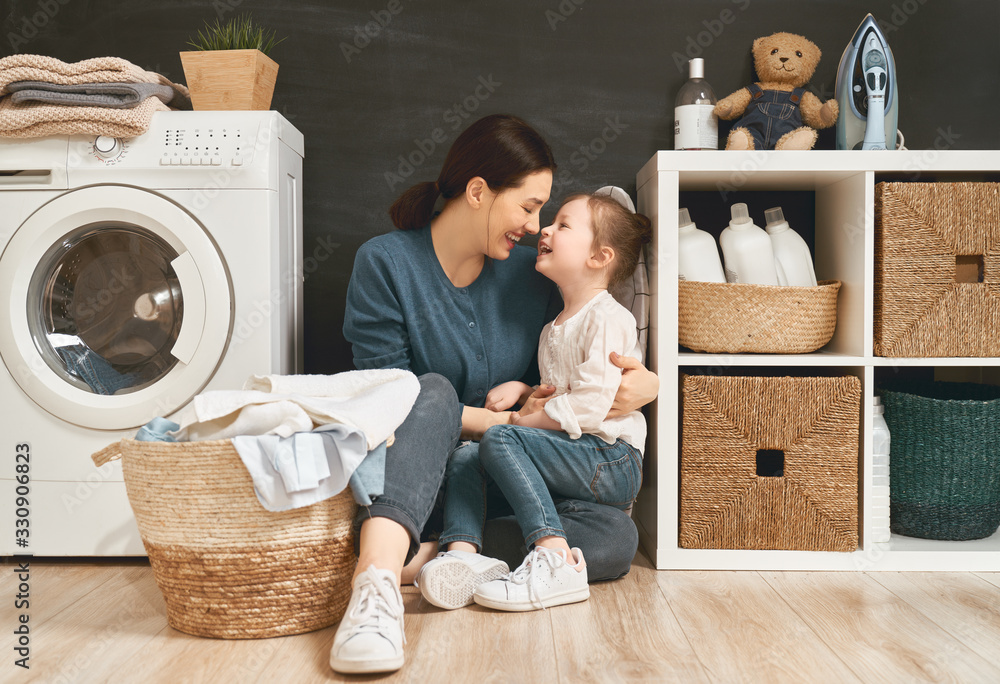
[417,190,651,612]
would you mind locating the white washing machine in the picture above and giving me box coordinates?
[0,111,304,556]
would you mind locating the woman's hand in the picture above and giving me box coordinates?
[461,406,512,441]
[515,383,556,418]
[608,351,659,418]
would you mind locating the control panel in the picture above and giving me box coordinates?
[65,112,294,190]
[158,126,251,167]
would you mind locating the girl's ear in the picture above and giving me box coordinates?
[588,245,615,269]
[465,176,488,208]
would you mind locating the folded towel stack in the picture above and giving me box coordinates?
[0,54,191,139]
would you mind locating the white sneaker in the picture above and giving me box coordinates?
[415,549,510,610]
[329,565,405,674]
[473,547,589,612]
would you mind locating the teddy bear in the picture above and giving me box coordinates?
[714,32,838,150]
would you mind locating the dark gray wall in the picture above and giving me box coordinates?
[5,0,999,373]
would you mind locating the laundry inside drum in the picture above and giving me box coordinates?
[28,224,185,395]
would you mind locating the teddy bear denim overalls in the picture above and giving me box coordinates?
[739,84,806,149]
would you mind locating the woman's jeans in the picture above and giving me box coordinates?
[355,374,640,580]
[441,424,642,567]
[353,373,461,564]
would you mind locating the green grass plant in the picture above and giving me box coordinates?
[187,14,286,56]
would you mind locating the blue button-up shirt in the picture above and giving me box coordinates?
[344,225,560,409]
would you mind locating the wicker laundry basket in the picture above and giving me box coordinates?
[92,439,358,639]
[875,182,1000,357]
[680,374,860,551]
[678,280,841,354]
[879,381,1000,541]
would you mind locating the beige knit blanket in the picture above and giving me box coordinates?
[0,54,188,138]
[0,95,171,138]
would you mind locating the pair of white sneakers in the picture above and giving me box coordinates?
[418,546,590,612]
[328,547,589,674]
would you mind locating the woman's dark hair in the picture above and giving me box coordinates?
[565,193,653,288]
[389,114,557,230]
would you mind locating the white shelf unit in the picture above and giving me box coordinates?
[635,150,1000,571]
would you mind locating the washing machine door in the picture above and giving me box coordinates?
[0,185,232,430]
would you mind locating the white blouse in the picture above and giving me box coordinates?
[540,290,647,452]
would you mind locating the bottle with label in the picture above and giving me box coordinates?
[719,203,778,285]
[677,208,726,283]
[871,395,892,543]
[674,58,718,150]
[765,207,818,287]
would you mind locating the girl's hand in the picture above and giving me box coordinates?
[515,384,556,417]
[485,381,534,412]
[511,406,562,431]
[608,351,659,418]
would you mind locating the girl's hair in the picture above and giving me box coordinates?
[389,114,557,230]
[566,193,653,287]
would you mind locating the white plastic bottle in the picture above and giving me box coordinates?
[674,58,718,150]
[718,203,779,285]
[765,207,818,287]
[871,395,892,543]
[677,208,726,283]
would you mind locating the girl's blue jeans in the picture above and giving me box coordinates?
[353,375,638,580]
[441,424,643,549]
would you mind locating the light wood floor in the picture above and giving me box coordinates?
[3,553,999,683]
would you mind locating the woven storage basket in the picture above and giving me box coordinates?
[680,374,860,551]
[678,280,841,354]
[875,182,1000,357]
[879,381,1000,541]
[92,439,358,639]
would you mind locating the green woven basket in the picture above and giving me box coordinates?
[880,381,1000,541]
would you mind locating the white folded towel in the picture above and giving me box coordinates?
[172,369,420,451]
[176,397,314,441]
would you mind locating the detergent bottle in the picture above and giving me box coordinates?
[677,208,725,283]
[765,207,817,287]
[719,203,778,285]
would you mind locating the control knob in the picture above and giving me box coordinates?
[94,136,123,160]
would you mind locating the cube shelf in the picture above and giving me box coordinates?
[636,150,1000,571]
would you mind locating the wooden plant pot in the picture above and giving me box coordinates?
[179,48,278,111]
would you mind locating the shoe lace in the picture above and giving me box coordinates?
[509,547,567,610]
[348,571,406,644]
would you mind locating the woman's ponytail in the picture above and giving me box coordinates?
[389,181,441,231]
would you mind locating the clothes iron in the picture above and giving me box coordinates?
[835,14,898,150]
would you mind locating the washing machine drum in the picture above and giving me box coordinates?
[0,186,233,430]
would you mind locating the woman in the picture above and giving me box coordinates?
[331,114,658,674]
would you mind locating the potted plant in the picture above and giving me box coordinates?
[180,14,286,111]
